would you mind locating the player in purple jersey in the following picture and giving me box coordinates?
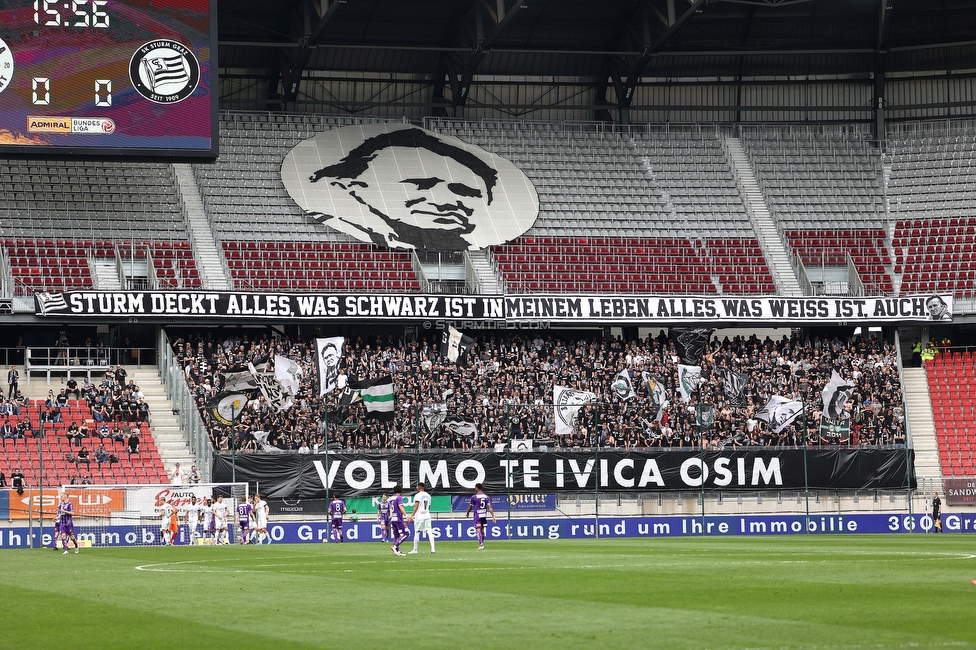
[237,499,254,545]
[376,494,391,542]
[51,495,63,550]
[465,483,496,550]
[327,493,347,542]
[58,492,80,554]
[388,485,409,556]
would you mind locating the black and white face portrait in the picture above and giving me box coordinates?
[281,124,539,251]
[925,295,951,321]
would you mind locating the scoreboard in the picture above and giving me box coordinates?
[0,0,216,158]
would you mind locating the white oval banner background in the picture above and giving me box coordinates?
[281,123,539,251]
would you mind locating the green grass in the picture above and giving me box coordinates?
[2,536,975,649]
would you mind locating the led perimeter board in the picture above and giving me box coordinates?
[0,0,217,159]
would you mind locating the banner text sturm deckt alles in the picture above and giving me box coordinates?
[37,291,951,324]
[211,449,914,499]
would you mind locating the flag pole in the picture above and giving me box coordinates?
[231,404,236,484]
[506,402,512,541]
[801,393,810,534]
[593,404,600,539]
[323,406,329,504]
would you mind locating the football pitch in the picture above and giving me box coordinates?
[2,535,975,649]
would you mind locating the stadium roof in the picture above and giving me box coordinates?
[217,0,976,114]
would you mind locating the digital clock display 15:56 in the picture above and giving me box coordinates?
[35,0,109,28]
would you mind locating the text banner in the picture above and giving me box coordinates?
[211,449,915,499]
[1,511,972,549]
[35,291,952,324]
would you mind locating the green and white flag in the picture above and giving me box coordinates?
[349,375,395,421]
[677,364,702,404]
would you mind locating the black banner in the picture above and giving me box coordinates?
[35,291,951,324]
[212,449,915,499]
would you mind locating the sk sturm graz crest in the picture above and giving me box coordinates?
[129,39,200,104]
[0,37,14,95]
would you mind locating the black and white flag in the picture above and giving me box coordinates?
[423,402,448,433]
[821,370,854,421]
[274,355,303,398]
[316,336,344,396]
[441,326,475,365]
[444,420,479,439]
[672,327,713,365]
[34,291,68,315]
[249,362,293,412]
[717,367,749,408]
[612,369,637,401]
[553,385,598,435]
[756,395,805,433]
[220,369,260,394]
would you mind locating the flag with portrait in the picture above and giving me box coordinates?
[821,370,854,421]
[316,336,345,396]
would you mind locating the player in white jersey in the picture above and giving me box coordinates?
[212,495,230,545]
[200,497,214,541]
[252,493,270,545]
[182,496,201,544]
[407,483,435,554]
[160,498,178,546]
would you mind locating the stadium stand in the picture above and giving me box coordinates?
[0,160,185,240]
[888,120,976,296]
[926,350,976,476]
[222,241,420,292]
[175,329,904,453]
[740,124,892,294]
[0,398,166,486]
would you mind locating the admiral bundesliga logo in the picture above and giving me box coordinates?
[129,39,200,104]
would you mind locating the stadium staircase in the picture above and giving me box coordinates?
[924,351,976,477]
[90,260,122,290]
[173,164,232,291]
[129,367,196,477]
[467,250,503,294]
[723,137,802,295]
[902,367,943,492]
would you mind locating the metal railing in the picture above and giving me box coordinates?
[157,329,213,481]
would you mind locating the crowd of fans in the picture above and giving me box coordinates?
[1,368,148,483]
[173,328,905,454]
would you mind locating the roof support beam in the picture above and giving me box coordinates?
[453,0,529,112]
[618,0,707,116]
[873,0,893,151]
[284,0,346,108]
